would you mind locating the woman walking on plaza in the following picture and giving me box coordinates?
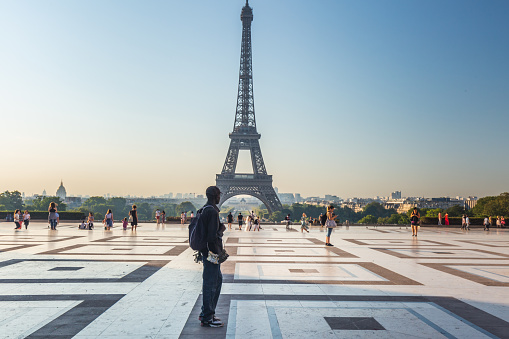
[23,210,30,229]
[301,213,309,233]
[325,205,337,246]
[13,210,21,229]
[502,216,506,228]
[461,215,466,229]
[87,212,94,230]
[48,202,58,230]
[245,214,253,231]
[104,209,113,231]
[444,213,449,226]
[410,207,420,236]
[161,210,166,226]
[227,212,233,230]
[129,205,138,231]
[496,217,501,228]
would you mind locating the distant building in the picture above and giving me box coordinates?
[278,193,295,204]
[56,181,67,200]
[42,189,47,196]
[464,197,478,210]
[390,191,402,200]
[325,195,340,202]
[295,193,303,202]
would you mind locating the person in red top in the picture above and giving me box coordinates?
[444,213,449,226]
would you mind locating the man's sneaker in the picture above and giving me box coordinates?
[198,315,221,322]
[201,318,224,327]
[325,243,334,246]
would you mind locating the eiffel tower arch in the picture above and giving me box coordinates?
[216,1,282,214]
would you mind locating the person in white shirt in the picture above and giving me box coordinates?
[23,210,31,229]
[14,209,21,230]
[484,217,490,231]
[465,215,470,230]
[155,209,161,226]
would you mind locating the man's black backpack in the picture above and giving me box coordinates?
[188,205,212,251]
[320,214,327,226]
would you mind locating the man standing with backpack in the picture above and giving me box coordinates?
[196,186,226,328]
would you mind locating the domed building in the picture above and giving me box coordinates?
[56,180,67,200]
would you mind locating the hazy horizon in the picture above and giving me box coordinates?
[1,1,508,200]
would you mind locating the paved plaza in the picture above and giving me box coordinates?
[1,221,508,338]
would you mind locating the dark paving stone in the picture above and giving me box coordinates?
[48,267,83,271]
[324,317,385,330]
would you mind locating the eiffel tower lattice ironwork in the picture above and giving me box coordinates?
[216,0,282,214]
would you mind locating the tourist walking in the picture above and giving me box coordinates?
[496,216,501,228]
[245,214,253,231]
[484,216,490,231]
[285,214,291,229]
[461,215,466,230]
[155,209,161,226]
[198,186,226,328]
[129,205,138,231]
[501,216,506,228]
[252,217,260,231]
[181,212,185,225]
[87,212,94,230]
[237,212,243,230]
[410,207,420,236]
[465,215,470,230]
[104,209,113,230]
[438,212,442,225]
[489,216,493,229]
[13,209,21,229]
[444,213,449,226]
[48,202,58,230]
[301,213,309,233]
[161,210,166,226]
[23,210,30,229]
[227,212,233,230]
[122,217,128,230]
[325,205,337,246]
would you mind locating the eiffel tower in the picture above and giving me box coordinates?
[216,0,282,214]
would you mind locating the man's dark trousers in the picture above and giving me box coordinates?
[200,258,223,321]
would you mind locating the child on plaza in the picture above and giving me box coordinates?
[122,217,128,230]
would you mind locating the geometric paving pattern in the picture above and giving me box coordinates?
[1,221,508,338]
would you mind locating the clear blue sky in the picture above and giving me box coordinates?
[1,0,508,199]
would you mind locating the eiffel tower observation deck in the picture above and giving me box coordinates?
[216,0,283,214]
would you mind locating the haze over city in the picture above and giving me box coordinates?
[1,0,508,199]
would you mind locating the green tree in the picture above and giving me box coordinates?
[362,202,395,219]
[358,215,377,224]
[445,205,466,217]
[176,201,197,215]
[0,191,24,211]
[471,193,509,217]
[269,211,284,222]
[425,208,443,217]
[27,196,66,211]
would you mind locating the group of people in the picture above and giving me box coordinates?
[226,211,261,231]
[155,209,166,226]
[181,211,194,224]
[13,210,31,229]
[482,215,506,231]
[80,205,140,231]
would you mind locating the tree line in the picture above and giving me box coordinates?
[0,191,197,221]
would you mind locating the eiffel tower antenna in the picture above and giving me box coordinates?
[216,1,282,214]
